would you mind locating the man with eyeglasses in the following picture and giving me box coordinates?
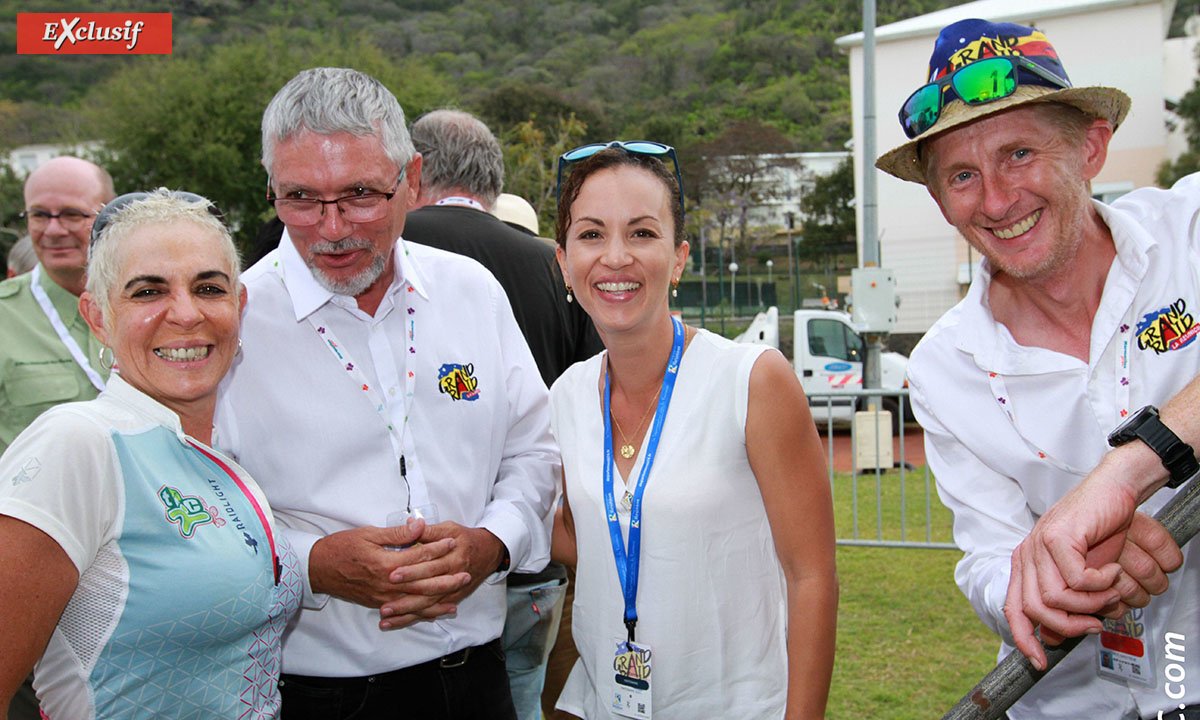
[214,68,557,720]
[877,19,1200,718]
[1,156,114,455]
[1,156,114,720]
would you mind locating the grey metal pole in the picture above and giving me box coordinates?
[862,0,879,267]
[860,0,885,395]
[942,470,1200,720]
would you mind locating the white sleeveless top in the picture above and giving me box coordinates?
[550,330,786,719]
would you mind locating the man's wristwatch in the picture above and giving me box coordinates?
[1107,405,1199,489]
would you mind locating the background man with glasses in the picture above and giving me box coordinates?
[403,108,603,720]
[214,68,557,720]
[1,156,114,720]
[877,19,1200,719]
[1,156,114,454]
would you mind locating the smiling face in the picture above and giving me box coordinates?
[556,165,689,339]
[24,157,111,295]
[268,129,419,312]
[923,104,1110,282]
[82,221,244,428]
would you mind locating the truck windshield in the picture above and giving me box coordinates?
[808,318,863,362]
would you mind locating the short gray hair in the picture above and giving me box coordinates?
[411,110,504,208]
[86,188,240,322]
[6,235,36,276]
[261,67,415,175]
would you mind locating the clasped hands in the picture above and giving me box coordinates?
[309,516,506,630]
[1005,473,1184,670]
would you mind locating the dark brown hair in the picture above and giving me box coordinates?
[555,148,685,249]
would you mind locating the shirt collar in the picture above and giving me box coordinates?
[35,263,84,323]
[103,371,188,440]
[276,228,430,322]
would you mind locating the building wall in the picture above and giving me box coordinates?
[844,0,1170,333]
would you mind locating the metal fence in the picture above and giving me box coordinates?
[808,387,958,550]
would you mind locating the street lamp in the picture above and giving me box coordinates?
[729,261,739,320]
[765,259,773,308]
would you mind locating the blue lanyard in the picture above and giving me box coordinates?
[603,316,685,643]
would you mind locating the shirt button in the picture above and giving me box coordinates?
[389,387,397,396]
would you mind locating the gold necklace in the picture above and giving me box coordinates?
[612,387,662,459]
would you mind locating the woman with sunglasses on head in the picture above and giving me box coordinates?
[0,189,302,719]
[549,143,837,719]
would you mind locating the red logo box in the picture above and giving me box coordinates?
[17,13,172,54]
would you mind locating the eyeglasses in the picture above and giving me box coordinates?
[91,191,223,246]
[20,208,96,231]
[899,56,1072,139]
[268,170,406,226]
[556,141,685,216]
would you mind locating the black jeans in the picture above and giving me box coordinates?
[279,639,517,720]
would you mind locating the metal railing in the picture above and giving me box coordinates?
[808,387,958,550]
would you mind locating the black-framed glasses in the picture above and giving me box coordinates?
[899,55,1072,139]
[268,170,406,226]
[556,141,685,216]
[20,208,96,231]
[91,191,224,246]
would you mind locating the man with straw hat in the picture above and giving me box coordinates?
[882,18,1200,718]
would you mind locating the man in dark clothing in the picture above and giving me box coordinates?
[404,109,602,720]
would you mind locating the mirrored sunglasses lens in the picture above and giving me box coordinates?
[621,142,669,155]
[953,57,1016,105]
[901,84,942,138]
[563,144,606,161]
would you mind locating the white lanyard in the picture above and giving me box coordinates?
[29,264,106,392]
[277,267,421,511]
[985,310,1135,475]
[435,196,486,212]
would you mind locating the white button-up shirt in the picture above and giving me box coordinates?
[215,233,558,677]
[909,176,1200,719]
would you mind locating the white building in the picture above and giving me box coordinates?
[838,0,1195,334]
[6,142,103,176]
[702,150,851,240]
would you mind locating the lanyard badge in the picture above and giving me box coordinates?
[602,316,683,720]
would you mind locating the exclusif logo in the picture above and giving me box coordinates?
[17,13,172,54]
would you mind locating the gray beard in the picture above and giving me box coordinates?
[305,239,388,297]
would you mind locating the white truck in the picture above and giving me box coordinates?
[734,306,910,429]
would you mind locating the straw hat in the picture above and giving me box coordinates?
[875,19,1130,185]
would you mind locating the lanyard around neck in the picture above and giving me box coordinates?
[984,310,1135,475]
[278,262,420,512]
[603,316,685,643]
[29,264,105,392]
[434,196,486,212]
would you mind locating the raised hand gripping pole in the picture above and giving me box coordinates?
[942,471,1200,720]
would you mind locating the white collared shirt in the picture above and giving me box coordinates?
[215,232,558,677]
[908,174,1200,719]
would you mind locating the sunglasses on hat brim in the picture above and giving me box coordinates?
[899,55,1072,139]
[555,140,685,217]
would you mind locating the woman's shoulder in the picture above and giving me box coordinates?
[551,350,604,397]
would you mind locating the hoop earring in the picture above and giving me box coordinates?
[565,284,574,303]
[98,346,114,371]
[671,277,679,298]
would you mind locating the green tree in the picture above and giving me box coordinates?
[1159,80,1200,186]
[85,28,456,253]
[798,156,855,264]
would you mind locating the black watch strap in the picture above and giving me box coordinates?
[1108,406,1199,489]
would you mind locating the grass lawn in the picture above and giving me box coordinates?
[826,466,1001,719]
